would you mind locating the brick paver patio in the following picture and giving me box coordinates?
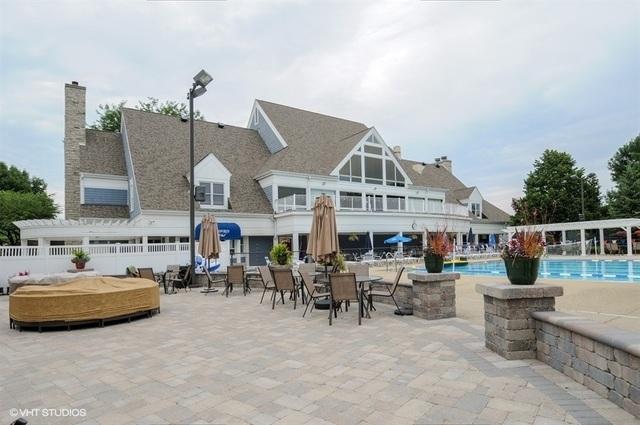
[1,291,638,425]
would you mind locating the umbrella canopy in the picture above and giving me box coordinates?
[384,234,412,244]
[467,228,474,244]
[198,214,221,259]
[307,195,340,262]
[489,233,496,246]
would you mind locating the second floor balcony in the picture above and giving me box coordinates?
[274,193,469,217]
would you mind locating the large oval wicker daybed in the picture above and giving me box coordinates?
[9,277,160,331]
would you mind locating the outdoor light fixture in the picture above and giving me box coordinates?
[193,69,213,88]
[192,85,207,98]
[188,68,212,286]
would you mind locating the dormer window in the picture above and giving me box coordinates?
[198,181,225,207]
[471,202,481,217]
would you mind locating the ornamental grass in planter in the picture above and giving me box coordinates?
[424,228,450,273]
[71,249,91,270]
[269,243,292,267]
[501,230,545,285]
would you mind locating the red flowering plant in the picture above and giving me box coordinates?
[501,230,545,259]
[424,227,451,258]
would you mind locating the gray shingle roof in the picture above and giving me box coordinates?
[80,130,127,176]
[399,159,509,223]
[122,108,273,214]
[255,100,369,176]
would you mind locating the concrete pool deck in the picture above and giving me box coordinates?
[371,268,640,333]
[1,290,639,425]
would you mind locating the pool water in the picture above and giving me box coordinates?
[441,259,640,283]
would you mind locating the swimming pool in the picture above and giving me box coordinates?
[440,259,640,283]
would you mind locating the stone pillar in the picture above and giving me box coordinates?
[626,227,632,257]
[580,229,586,256]
[142,235,148,253]
[561,230,566,244]
[408,271,460,320]
[476,282,563,360]
[398,231,403,254]
[599,228,605,255]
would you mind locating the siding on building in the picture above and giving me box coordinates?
[249,109,286,154]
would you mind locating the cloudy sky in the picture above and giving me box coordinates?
[1,0,638,215]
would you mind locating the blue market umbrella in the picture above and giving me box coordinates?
[384,234,412,244]
[489,233,496,247]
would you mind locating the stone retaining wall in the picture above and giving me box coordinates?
[533,311,640,418]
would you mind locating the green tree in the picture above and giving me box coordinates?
[0,162,49,194]
[0,191,58,245]
[90,97,204,132]
[510,150,603,225]
[0,163,58,245]
[607,135,640,218]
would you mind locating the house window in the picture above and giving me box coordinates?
[366,194,383,211]
[364,156,383,185]
[471,202,481,217]
[198,181,225,207]
[386,160,405,187]
[339,155,362,182]
[81,174,128,206]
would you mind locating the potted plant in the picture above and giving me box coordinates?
[424,228,450,273]
[501,230,545,285]
[270,243,292,266]
[71,249,91,270]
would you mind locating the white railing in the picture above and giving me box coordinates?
[443,203,469,217]
[386,197,406,212]
[0,242,199,288]
[275,194,307,213]
[339,195,363,210]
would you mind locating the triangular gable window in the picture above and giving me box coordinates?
[336,130,408,187]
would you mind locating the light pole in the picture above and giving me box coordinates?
[188,69,213,286]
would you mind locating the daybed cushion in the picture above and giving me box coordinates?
[9,277,160,324]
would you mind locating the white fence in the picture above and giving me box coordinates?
[0,242,201,289]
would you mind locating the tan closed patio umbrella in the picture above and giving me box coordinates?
[308,195,340,266]
[199,214,222,294]
[199,214,221,260]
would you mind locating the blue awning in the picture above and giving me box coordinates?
[194,222,242,241]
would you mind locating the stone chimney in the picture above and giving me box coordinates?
[392,145,402,159]
[64,81,86,219]
[439,155,452,173]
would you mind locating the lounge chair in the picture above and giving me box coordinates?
[270,267,299,310]
[168,266,191,292]
[299,270,329,318]
[202,268,223,294]
[224,265,246,297]
[138,268,158,284]
[367,266,405,314]
[328,273,361,326]
[258,266,276,304]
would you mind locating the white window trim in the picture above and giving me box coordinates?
[198,180,228,210]
[247,101,288,148]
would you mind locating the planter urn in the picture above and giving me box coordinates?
[503,257,540,285]
[424,253,444,273]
